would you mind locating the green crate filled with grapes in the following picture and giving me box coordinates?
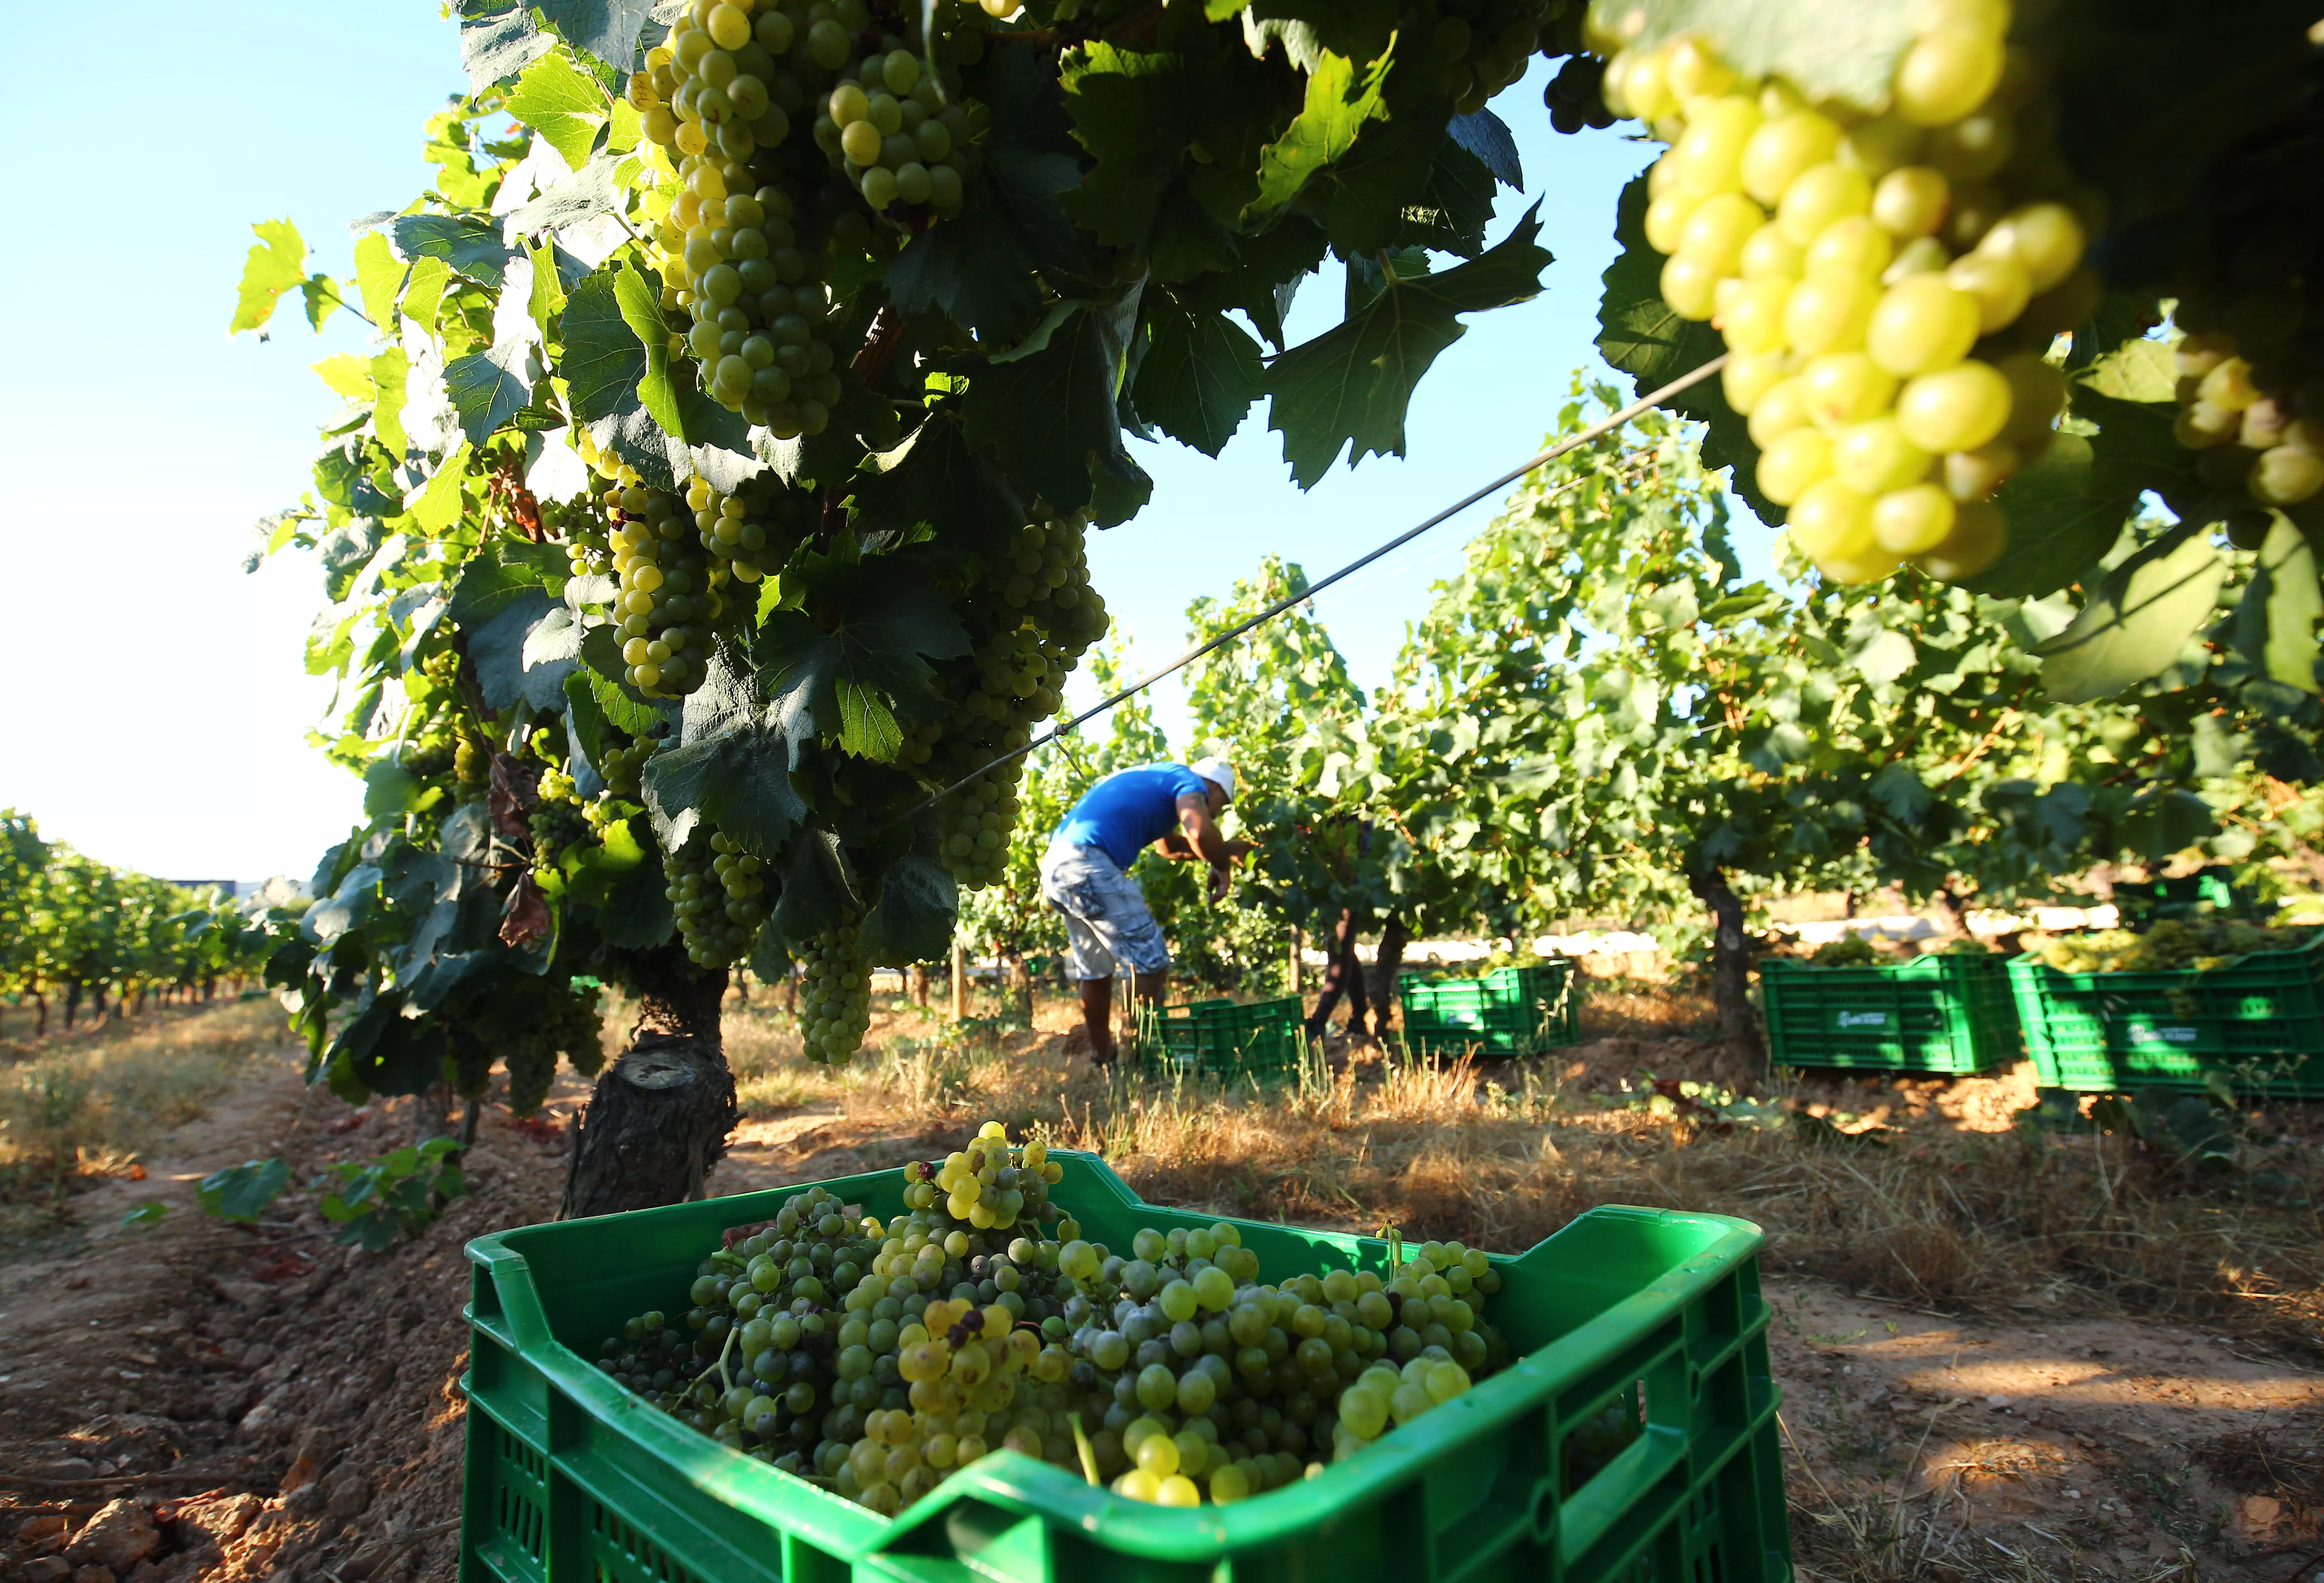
[461,1127,1787,1581]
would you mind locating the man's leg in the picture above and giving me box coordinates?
[1131,970,1166,1015]
[1078,975,1118,1063]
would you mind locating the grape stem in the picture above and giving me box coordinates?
[1067,1410,1101,1487]
[713,1315,740,1397]
[881,352,1732,832]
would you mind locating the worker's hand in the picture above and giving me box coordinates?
[1207,861,1233,902]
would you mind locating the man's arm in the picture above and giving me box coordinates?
[1159,794,1256,899]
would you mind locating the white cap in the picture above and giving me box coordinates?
[1189,756,1236,803]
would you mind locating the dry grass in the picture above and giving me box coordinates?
[714,988,2324,1358]
[0,997,293,1240]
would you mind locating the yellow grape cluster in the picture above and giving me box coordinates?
[799,913,873,1063]
[593,737,656,804]
[684,474,817,587]
[912,1121,1064,1228]
[1598,0,2099,586]
[605,483,723,698]
[813,40,984,219]
[901,518,1106,889]
[2173,339,2324,529]
[2164,84,2324,534]
[666,828,769,968]
[628,0,992,435]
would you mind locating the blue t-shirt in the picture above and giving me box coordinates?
[1054,764,1209,869]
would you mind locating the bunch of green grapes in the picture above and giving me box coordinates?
[454,728,491,797]
[901,518,1108,888]
[1599,2,2094,587]
[605,481,724,699]
[592,737,657,809]
[667,828,769,968]
[799,914,872,1063]
[1421,0,1557,116]
[922,1120,1064,1229]
[1543,52,1613,134]
[813,40,982,222]
[2162,89,2324,537]
[629,0,992,435]
[586,1121,1518,1520]
[1056,1226,1506,1506]
[402,733,455,777]
[529,769,592,874]
[594,1184,882,1474]
[685,473,818,587]
[504,979,608,1114]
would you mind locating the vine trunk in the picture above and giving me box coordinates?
[560,947,736,1219]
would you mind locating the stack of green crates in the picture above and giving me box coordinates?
[1758,953,2019,1074]
[1399,961,1581,1059]
[1135,996,1304,1079]
[461,1151,1791,1583]
[2007,934,2324,1095]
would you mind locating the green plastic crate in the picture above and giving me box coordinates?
[1758,954,2019,1075]
[2007,937,2324,1095]
[1400,961,1581,1059]
[2111,868,2272,931]
[462,1152,1788,1583]
[1134,996,1304,1079]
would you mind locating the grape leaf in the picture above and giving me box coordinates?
[391,214,512,291]
[759,558,973,752]
[1446,108,1522,190]
[851,410,1023,557]
[312,353,376,403]
[644,637,807,857]
[197,1158,291,1224]
[1595,175,1771,522]
[459,1,554,92]
[508,51,610,174]
[857,844,959,967]
[231,218,308,334]
[1603,0,1922,114]
[537,0,654,74]
[2033,531,2228,702]
[1057,29,1276,278]
[888,172,1052,345]
[301,275,343,331]
[372,348,411,457]
[559,267,644,425]
[353,232,408,332]
[612,263,684,439]
[961,303,1149,518]
[2028,3,2318,237]
[1262,207,1550,488]
[1134,286,1264,457]
[501,148,630,241]
[400,256,454,337]
[1243,47,1393,227]
[409,442,472,535]
[469,592,583,712]
[444,340,538,445]
[1963,434,2133,600]
[2232,513,2323,695]
[768,827,861,947]
[2075,336,2175,404]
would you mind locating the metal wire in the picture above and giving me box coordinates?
[886,352,1731,829]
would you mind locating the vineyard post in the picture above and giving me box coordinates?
[950,940,966,1023]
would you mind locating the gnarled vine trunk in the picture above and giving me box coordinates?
[561,946,735,1220]
[1304,908,1370,1041]
[1690,867,1763,1068]
[1370,915,1411,1038]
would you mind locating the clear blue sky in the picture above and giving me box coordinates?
[0,9,1698,881]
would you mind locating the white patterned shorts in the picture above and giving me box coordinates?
[1038,841,1170,980]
